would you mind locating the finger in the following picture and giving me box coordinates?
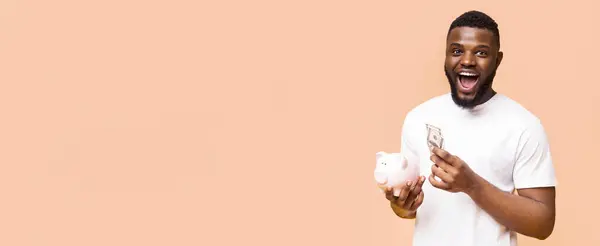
[403,176,427,209]
[397,181,413,201]
[416,176,426,190]
[405,176,426,202]
[431,164,454,184]
[429,173,450,190]
[415,175,426,188]
[432,147,456,165]
[430,153,444,167]
[384,187,396,201]
[404,188,419,205]
[402,197,415,210]
[431,146,447,158]
[430,154,458,176]
[409,191,424,210]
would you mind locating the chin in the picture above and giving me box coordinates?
[449,81,480,109]
[452,93,477,109]
[445,68,495,109]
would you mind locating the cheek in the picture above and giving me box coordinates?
[477,59,494,72]
[444,58,452,66]
[445,58,459,68]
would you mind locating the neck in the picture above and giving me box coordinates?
[475,88,497,106]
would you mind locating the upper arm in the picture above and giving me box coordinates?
[516,187,556,212]
[513,120,557,218]
[516,186,556,235]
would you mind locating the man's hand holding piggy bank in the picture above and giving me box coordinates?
[375,151,426,218]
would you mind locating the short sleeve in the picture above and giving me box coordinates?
[513,121,557,189]
[400,111,420,167]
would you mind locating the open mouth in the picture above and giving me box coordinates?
[457,71,479,93]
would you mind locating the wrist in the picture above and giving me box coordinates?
[465,172,485,198]
[400,210,417,219]
[390,202,417,219]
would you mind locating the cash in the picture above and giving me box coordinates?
[425,124,444,151]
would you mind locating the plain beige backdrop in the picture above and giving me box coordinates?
[0,0,598,245]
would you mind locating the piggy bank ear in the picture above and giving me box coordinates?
[401,155,408,169]
[376,151,385,160]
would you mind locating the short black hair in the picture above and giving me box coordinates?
[448,10,500,49]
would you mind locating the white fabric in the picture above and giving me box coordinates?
[400,93,557,246]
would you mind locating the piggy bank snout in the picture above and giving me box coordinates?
[374,171,388,184]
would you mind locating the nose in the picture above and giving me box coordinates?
[460,53,476,67]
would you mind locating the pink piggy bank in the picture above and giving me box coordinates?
[374,151,420,196]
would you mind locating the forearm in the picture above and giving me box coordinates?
[466,175,555,240]
[390,202,416,219]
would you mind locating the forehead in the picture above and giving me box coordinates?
[447,26,496,47]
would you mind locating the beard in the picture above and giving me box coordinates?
[444,67,496,109]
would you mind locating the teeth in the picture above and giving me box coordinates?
[459,72,478,76]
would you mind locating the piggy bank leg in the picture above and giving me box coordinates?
[376,183,386,194]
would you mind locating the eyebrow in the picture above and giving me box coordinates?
[449,43,491,49]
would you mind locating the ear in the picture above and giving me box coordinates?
[376,151,385,160]
[496,50,504,68]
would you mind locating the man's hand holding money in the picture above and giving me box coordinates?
[429,147,480,194]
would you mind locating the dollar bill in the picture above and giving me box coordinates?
[425,124,443,150]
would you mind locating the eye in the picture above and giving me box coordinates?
[476,50,488,56]
[452,49,463,55]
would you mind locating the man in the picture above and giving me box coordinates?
[383,10,557,246]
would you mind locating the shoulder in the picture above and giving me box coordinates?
[494,94,545,131]
[404,93,452,123]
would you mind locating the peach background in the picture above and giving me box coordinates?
[0,0,598,245]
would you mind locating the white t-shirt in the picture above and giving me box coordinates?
[400,93,557,246]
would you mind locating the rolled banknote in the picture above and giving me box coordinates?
[426,123,443,150]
